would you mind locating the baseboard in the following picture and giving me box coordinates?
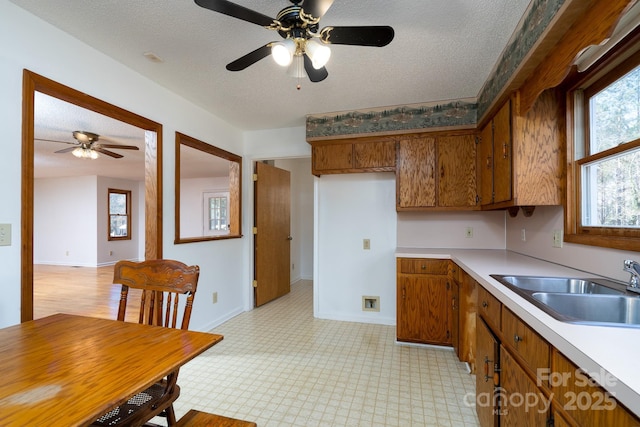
[394,341,455,351]
[199,307,244,333]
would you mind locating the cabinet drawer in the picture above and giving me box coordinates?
[477,285,501,330]
[501,307,549,377]
[552,349,640,427]
[398,258,449,275]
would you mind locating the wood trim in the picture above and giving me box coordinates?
[21,70,163,322]
[174,132,242,244]
[517,0,634,116]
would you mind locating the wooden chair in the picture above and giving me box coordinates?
[91,259,200,427]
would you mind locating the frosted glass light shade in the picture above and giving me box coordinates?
[305,39,331,69]
[271,39,296,67]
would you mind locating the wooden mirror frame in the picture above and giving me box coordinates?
[174,132,242,243]
[21,70,163,322]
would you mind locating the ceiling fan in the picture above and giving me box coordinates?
[194,0,394,84]
[35,131,140,160]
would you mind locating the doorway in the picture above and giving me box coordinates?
[252,158,314,307]
[21,70,163,322]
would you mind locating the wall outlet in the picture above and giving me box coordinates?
[109,250,113,256]
[521,228,526,242]
[553,229,563,248]
[465,227,473,238]
[363,238,371,250]
[0,224,11,246]
[212,292,218,304]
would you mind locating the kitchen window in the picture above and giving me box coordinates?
[566,41,640,251]
[108,188,131,240]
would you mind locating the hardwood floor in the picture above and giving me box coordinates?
[34,264,142,322]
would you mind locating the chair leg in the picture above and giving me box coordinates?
[166,404,177,426]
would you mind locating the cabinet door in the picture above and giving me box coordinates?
[492,100,512,203]
[438,133,477,207]
[476,318,499,427]
[353,139,396,169]
[500,345,549,426]
[312,143,352,172]
[478,121,494,205]
[397,275,450,344]
[397,136,436,208]
[451,278,460,357]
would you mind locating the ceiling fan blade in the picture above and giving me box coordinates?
[226,44,272,71]
[54,147,77,154]
[321,26,395,47]
[303,54,328,82]
[34,138,78,145]
[194,0,275,27]
[98,144,140,150]
[94,148,123,158]
[299,0,335,20]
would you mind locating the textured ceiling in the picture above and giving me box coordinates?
[11,0,532,131]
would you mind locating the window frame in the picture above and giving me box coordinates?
[565,34,640,251]
[108,188,132,241]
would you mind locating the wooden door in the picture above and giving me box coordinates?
[478,121,494,205]
[437,133,477,207]
[397,136,436,208]
[476,318,499,427]
[492,100,512,203]
[254,162,291,307]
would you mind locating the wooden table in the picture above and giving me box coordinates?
[0,313,223,426]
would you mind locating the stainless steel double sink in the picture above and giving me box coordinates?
[490,274,640,328]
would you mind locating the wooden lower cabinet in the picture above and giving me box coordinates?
[551,349,640,427]
[476,318,500,427]
[396,258,451,345]
[500,345,549,426]
[475,284,640,427]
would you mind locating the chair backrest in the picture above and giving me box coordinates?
[113,259,200,330]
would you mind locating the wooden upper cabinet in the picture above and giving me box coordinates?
[312,143,353,172]
[492,100,512,204]
[479,89,564,209]
[397,131,478,210]
[310,136,396,175]
[397,135,437,208]
[478,120,494,205]
[438,134,477,207]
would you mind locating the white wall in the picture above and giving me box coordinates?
[315,173,397,325]
[34,176,99,266]
[398,211,506,249]
[506,206,640,283]
[0,2,246,329]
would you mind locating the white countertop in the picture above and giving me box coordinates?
[396,248,640,415]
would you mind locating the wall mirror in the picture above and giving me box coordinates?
[175,132,242,243]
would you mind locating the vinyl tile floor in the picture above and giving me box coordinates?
[171,280,479,426]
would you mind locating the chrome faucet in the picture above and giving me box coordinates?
[624,259,640,293]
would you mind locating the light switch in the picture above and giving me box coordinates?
[0,224,11,246]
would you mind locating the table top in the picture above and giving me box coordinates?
[0,313,223,426]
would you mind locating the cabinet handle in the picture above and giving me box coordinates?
[502,142,509,159]
[483,356,492,382]
[440,165,445,178]
[486,156,492,169]
[514,334,522,343]
[482,301,488,308]
[421,265,426,270]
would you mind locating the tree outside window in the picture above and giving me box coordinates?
[109,189,131,240]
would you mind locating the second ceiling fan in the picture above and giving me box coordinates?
[195,0,394,83]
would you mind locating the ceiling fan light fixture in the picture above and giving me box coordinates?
[271,39,296,67]
[305,38,331,69]
[72,146,99,159]
[287,55,305,78]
